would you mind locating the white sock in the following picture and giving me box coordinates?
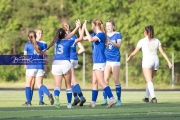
[147,82,155,98]
[145,84,150,98]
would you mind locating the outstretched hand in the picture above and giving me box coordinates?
[75,19,81,28]
[126,57,130,62]
[82,20,87,29]
[168,62,172,69]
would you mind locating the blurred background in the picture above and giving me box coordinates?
[0,0,180,89]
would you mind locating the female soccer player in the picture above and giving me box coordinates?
[101,20,122,106]
[126,25,172,103]
[22,30,54,106]
[82,19,117,108]
[46,20,83,108]
[62,22,86,106]
[28,28,48,105]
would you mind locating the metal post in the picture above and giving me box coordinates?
[82,52,85,88]
[172,52,174,89]
[126,53,128,88]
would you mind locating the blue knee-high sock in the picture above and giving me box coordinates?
[74,84,84,100]
[38,89,44,102]
[54,87,60,97]
[40,85,50,96]
[92,90,98,102]
[71,85,78,100]
[31,89,34,101]
[66,88,72,104]
[104,86,113,99]
[116,84,121,101]
[103,90,107,99]
[25,87,31,103]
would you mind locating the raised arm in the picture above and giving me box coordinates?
[126,47,141,62]
[158,45,172,69]
[65,19,80,39]
[75,20,85,43]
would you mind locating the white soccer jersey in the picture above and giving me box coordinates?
[137,36,161,60]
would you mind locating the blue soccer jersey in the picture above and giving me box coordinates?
[70,35,78,60]
[105,32,122,62]
[92,32,106,63]
[24,41,46,70]
[54,39,75,60]
[39,41,48,50]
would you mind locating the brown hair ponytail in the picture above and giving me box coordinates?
[28,30,42,54]
[46,28,66,51]
[145,25,154,39]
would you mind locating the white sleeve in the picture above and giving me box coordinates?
[137,40,142,48]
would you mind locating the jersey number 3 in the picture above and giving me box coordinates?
[56,44,64,54]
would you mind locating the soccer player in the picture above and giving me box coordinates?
[22,30,54,106]
[62,22,86,106]
[28,28,48,105]
[45,20,84,108]
[126,25,172,103]
[82,19,117,108]
[101,20,122,106]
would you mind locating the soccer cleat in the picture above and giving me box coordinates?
[87,102,96,108]
[79,97,86,106]
[101,99,108,105]
[22,102,32,106]
[67,103,73,108]
[115,100,122,106]
[72,98,80,106]
[150,97,157,103]
[48,94,54,105]
[142,97,149,103]
[107,98,116,108]
[39,101,47,105]
[54,96,60,109]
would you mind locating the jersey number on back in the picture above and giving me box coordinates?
[57,44,64,54]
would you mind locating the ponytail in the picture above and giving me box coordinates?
[145,25,154,39]
[28,30,42,54]
[46,28,66,51]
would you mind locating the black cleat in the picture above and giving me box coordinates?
[72,98,80,106]
[150,97,157,103]
[142,97,149,103]
[39,101,47,105]
[48,94,54,105]
[79,97,86,106]
[22,102,32,106]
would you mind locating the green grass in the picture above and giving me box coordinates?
[0,90,180,120]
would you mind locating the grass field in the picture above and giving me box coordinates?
[0,90,180,120]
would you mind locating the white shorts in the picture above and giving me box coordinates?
[52,60,71,75]
[26,69,44,77]
[93,63,106,71]
[106,61,120,67]
[70,60,78,68]
[142,59,159,70]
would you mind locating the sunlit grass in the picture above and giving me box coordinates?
[0,90,180,120]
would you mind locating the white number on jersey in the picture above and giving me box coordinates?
[57,44,64,54]
[108,42,113,49]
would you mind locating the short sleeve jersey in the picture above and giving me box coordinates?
[105,32,122,62]
[137,36,161,59]
[92,32,106,63]
[24,41,46,70]
[54,39,75,60]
